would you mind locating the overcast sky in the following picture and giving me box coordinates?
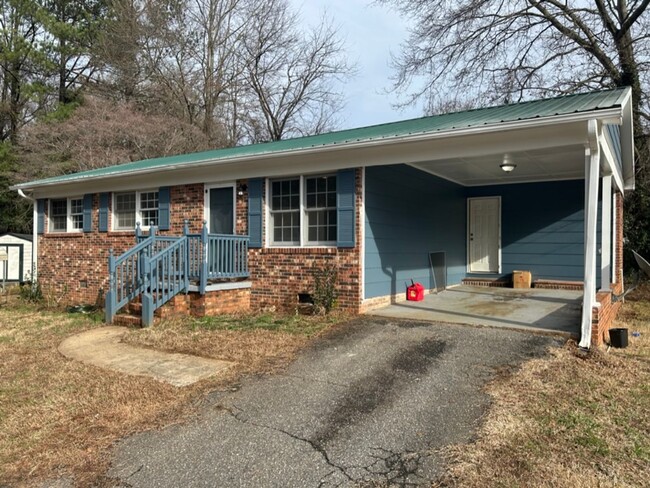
[289,0,424,130]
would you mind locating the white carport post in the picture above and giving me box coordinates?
[601,175,612,292]
[580,120,601,349]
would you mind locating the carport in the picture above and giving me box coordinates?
[369,285,582,337]
[362,88,635,348]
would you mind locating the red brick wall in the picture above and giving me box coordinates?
[37,171,363,314]
[592,282,623,347]
[38,184,208,305]
[159,288,251,318]
[245,169,363,313]
[39,194,131,305]
[590,191,625,347]
[170,184,204,234]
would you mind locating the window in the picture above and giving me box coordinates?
[114,192,136,230]
[49,199,67,232]
[305,175,337,243]
[139,192,159,227]
[70,198,83,231]
[268,174,337,246]
[270,179,300,245]
[49,197,83,233]
[113,191,159,230]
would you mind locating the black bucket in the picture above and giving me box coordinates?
[609,328,629,348]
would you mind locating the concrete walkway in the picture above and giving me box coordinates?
[58,327,232,387]
[370,286,582,337]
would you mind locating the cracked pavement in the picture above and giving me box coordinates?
[108,318,559,487]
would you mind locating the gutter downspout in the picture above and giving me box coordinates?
[17,189,37,283]
[579,120,601,349]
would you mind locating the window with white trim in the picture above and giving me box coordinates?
[268,174,337,246]
[305,175,337,243]
[49,197,83,233]
[270,178,300,245]
[139,191,159,227]
[113,191,159,230]
[70,198,84,231]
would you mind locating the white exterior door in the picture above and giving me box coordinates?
[468,197,500,273]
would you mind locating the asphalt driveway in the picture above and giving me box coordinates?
[108,318,560,487]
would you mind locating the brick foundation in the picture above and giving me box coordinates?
[590,191,625,347]
[533,280,584,291]
[158,288,251,318]
[461,278,510,288]
[592,282,623,347]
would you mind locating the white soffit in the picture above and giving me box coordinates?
[411,145,586,186]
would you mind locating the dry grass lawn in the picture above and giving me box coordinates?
[0,300,342,487]
[437,284,650,487]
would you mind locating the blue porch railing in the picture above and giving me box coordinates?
[106,221,249,326]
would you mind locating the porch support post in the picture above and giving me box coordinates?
[611,192,618,284]
[580,120,601,349]
[32,199,37,282]
[601,175,612,292]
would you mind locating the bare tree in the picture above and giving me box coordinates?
[380,0,650,130]
[243,0,353,141]
[189,0,246,140]
[18,95,212,177]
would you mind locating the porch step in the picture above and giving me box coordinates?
[113,313,142,327]
[462,278,510,288]
[130,303,172,317]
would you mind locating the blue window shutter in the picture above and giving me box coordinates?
[83,194,93,232]
[248,178,263,248]
[99,193,109,232]
[159,187,170,230]
[337,169,356,248]
[36,199,45,234]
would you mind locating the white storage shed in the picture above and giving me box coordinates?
[0,233,33,283]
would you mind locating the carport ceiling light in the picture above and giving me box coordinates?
[500,154,517,172]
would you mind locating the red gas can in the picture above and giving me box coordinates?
[406,281,425,301]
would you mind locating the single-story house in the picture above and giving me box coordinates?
[12,88,635,349]
[0,232,33,283]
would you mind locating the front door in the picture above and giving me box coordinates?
[207,186,235,234]
[468,197,500,273]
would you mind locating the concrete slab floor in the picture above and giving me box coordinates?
[369,285,582,337]
[58,327,233,387]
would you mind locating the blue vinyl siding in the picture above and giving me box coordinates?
[467,180,601,282]
[364,168,604,300]
[364,165,466,299]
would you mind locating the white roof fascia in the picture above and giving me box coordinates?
[13,106,624,194]
[618,87,635,190]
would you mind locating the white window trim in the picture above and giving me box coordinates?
[112,190,159,231]
[266,174,337,248]
[204,182,236,234]
[48,196,84,233]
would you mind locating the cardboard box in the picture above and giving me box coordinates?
[513,270,532,289]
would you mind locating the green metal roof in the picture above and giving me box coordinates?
[17,87,629,189]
